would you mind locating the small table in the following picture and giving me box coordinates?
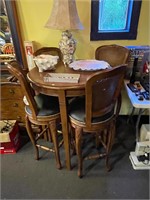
[27,61,100,170]
[124,80,150,169]
[124,80,150,142]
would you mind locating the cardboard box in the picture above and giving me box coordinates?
[24,41,36,70]
[0,120,21,154]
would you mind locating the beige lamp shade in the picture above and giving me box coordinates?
[45,0,84,30]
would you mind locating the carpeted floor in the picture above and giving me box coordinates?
[1,116,149,199]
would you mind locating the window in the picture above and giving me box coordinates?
[90,0,142,41]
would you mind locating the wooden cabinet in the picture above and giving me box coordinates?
[0,82,26,123]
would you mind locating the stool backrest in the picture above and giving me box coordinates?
[34,47,62,61]
[95,44,130,67]
[85,65,126,128]
[7,60,38,119]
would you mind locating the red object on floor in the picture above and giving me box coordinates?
[0,121,21,154]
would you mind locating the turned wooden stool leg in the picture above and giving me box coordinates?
[75,127,83,178]
[106,122,116,171]
[49,121,62,169]
[25,116,39,160]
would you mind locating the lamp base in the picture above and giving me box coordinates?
[59,30,76,66]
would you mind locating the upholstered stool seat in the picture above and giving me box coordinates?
[25,94,60,116]
[69,96,114,123]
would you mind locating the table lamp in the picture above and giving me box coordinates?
[45,0,83,66]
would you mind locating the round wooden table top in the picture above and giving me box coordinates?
[27,61,97,91]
